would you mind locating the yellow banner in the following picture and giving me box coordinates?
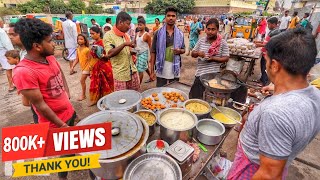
[12,154,101,177]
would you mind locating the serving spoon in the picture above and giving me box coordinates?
[210,103,242,125]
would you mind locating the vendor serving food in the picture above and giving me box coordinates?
[227,29,320,179]
[189,18,229,99]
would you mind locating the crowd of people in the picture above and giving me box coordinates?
[0,5,319,180]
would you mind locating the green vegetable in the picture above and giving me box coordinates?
[198,143,208,152]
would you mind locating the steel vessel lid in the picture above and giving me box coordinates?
[99,90,142,110]
[167,140,194,163]
[77,110,143,159]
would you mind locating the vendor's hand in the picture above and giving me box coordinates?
[124,41,135,48]
[198,51,205,58]
[261,84,274,95]
[172,48,182,55]
[60,123,69,128]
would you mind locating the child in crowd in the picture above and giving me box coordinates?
[5,50,20,65]
[71,34,91,101]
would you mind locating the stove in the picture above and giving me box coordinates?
[203,90,232,107]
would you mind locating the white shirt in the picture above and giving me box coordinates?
[279,16,291,30]
[0,28,14,51]
[20,49,27,60]
[62,19,78,49]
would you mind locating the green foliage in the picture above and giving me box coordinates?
[0,7,19,16]
[17,0,45,14]
[86,1,104,14]
[66,0,86,14]
[144,0,195,15]
[49,0,68,14]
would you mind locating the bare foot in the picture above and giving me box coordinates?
[70,70,77,75]
[88,102,96,107]
[77,96,86,101]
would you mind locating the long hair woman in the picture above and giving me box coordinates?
[88,26,114,106]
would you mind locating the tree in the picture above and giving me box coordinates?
[17,0,46,14]
[49,0,68,14]
[144,0,195,15]
[67,0,86,14]
[0,7,19,16]
[86,0,104,14]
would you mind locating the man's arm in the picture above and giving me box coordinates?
[107,42,134,58]
[252,154,287,180]
[208,56,229,62]
[20,89,67,127]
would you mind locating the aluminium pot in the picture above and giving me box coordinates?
[183,99,212,119]
[77,110,149,179]
[134,110,157,137]
[196,119,225,145]
[159,108,198,145]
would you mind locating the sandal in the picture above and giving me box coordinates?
[8,87,16,92]
[145,79,155,83]
[70,71,77,75]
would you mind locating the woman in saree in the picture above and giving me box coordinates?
[187,17,201,56]
[89,26,114,106]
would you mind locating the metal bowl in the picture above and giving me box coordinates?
[183,99,212,119]
[196,119,225,145]
[134,110,157,137]
[123,153,182,180]
[159,108,198,144]
[210,106,242,128]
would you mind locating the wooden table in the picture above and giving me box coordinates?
[158,81,233,179]
[230,53,261,83]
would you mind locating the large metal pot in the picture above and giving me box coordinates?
[210,106,242,128]
[97,90,141,112]
[196,119,225,145]
[159,108,198,145]
[183,99,212,119]
[77,110,149,179]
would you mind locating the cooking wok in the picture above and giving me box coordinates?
[200,72,241,93]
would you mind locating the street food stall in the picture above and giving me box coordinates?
[77,69,255,179]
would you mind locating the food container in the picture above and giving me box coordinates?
[123,153,182,180]
[159,108,198,144]
[195,119,225,145]
[167,140,194,176]
[147,140,170,153]
[134,110,157,136]
[97,90,141,112]
[77,110,149,179]
[183,99,212,119]
[210,106,242,128]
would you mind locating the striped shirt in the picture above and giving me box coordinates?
[193,37,229,77]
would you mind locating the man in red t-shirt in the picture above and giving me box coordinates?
[13,18,76,129]
[254,17,279,86]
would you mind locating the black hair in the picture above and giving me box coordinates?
[155,18,160,22]
[66,11,72,19]
[165,6,178,15]
[293,11,298,16]
[90,26,102,38]
[265,28,317,76]
[9,23,15,28]
[116,12,132,25]
[305,13,310,17]
[15,18,53,51]
[137,16,144,20]
[91,19,96,22]
[77,34,89,47]
[206,18,219,29]
[228,17,232,21]
[138,18,146,25]
[267,17,278,24]
[106,17,111,23]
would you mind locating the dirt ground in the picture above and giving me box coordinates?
[0,31,319,180]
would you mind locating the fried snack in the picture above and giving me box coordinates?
[152,93,158,97]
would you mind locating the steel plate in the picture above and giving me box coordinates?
[77,110,143,159]
[139,87,189,119]
[123,153,182,180]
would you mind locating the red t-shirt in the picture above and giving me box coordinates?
[261,34,271,56]
[13,56,74,128]
[258,20,267,35]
